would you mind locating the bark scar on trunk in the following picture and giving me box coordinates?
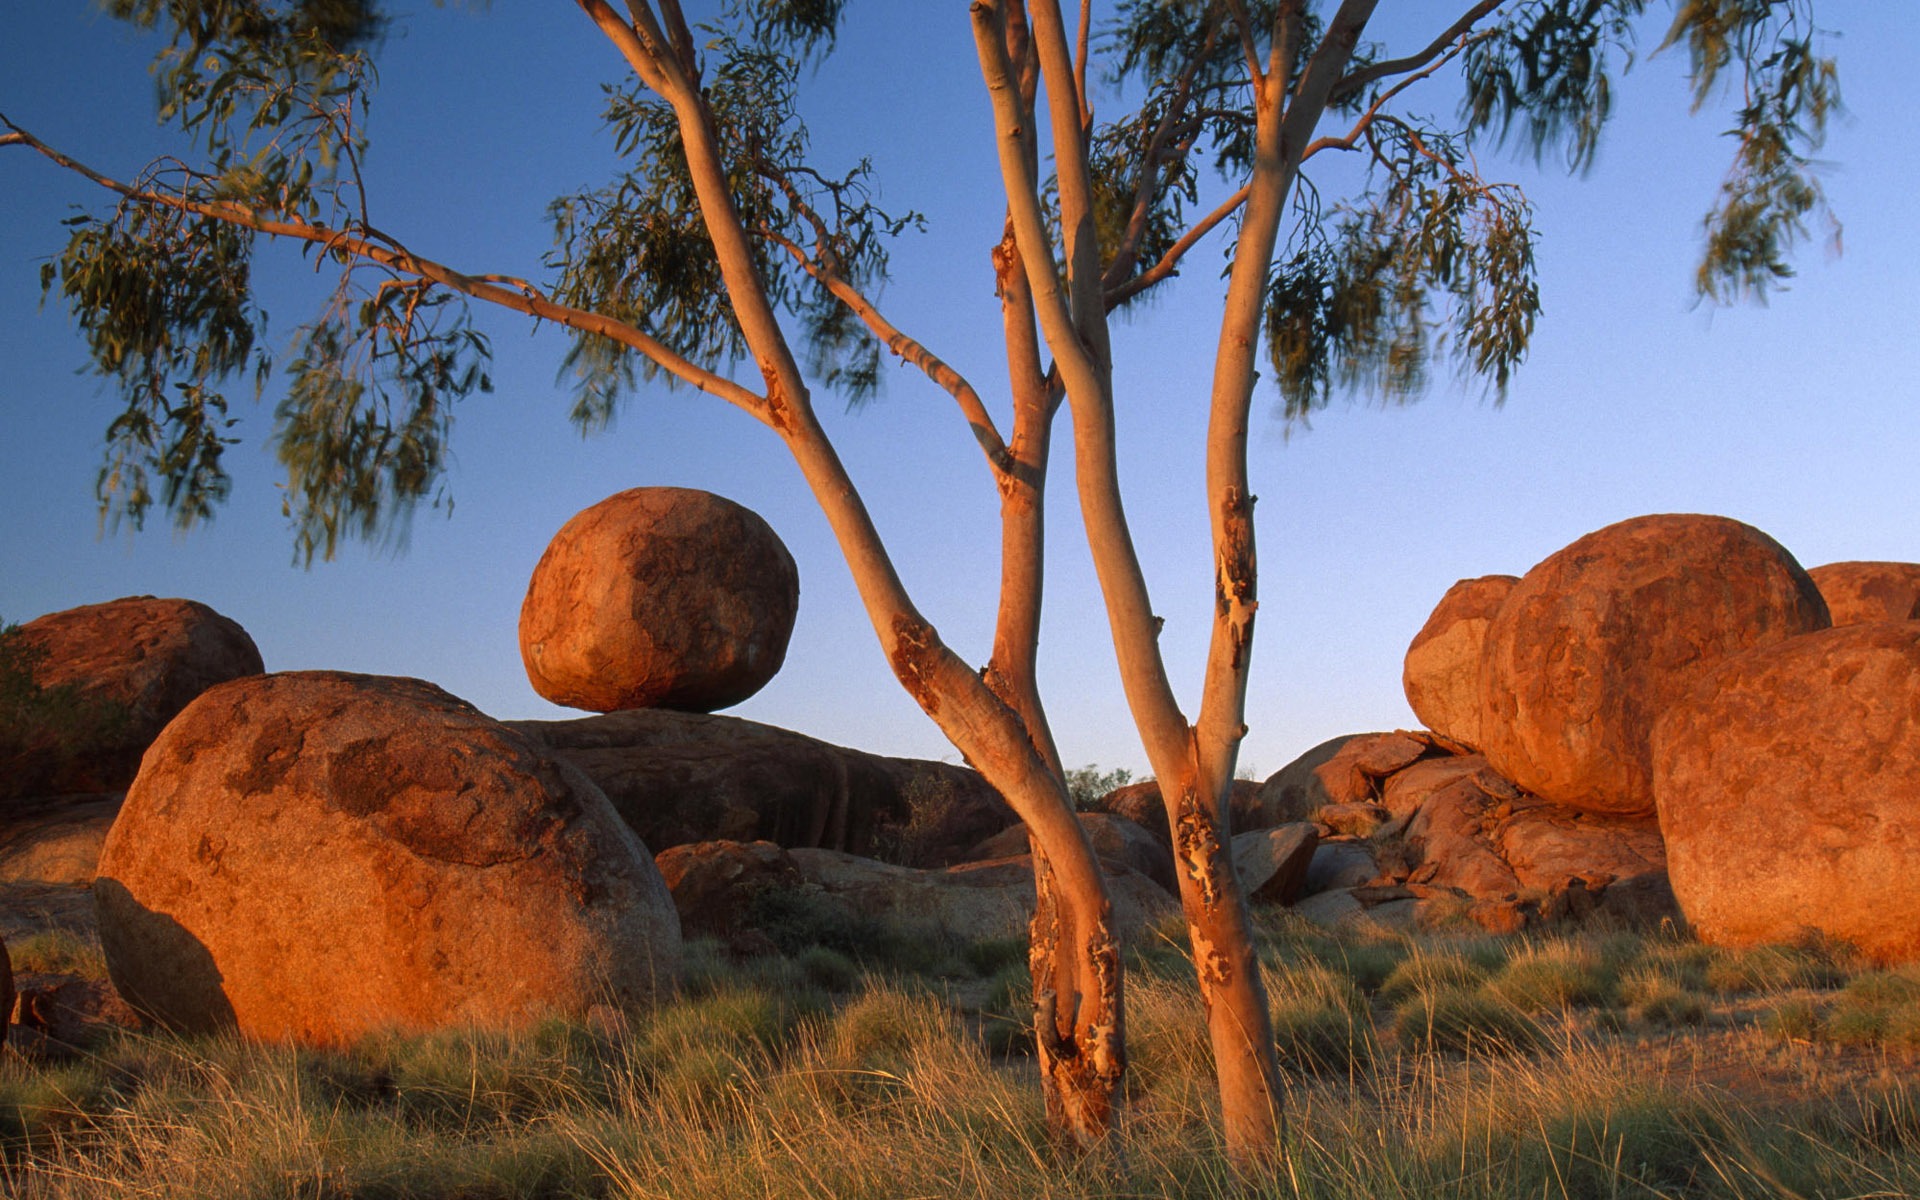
[1174,783,1223,907]
[759,357,796,433]
[888,614,942,715]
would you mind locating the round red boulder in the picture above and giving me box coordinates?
[1403,574,1518,751]
[1653,622,1920,963]
[6,596,263,795]
[95,671,681,1044]
[1479,514,1829,815]
[519,488,799,713]
[1807,561,1920,626]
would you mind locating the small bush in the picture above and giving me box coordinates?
[1379,950,1491,1003]
[1487,941,1609,1012]
[1617,968,1707,1028]
[1393,988,1542,1056]
[1265,961,1372,1075]
[1705,942,1849,995]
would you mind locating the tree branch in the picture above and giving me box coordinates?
[2,118,768,416]
[1301,34,1478,161]
[1331,0,1502,102]
[761,223,1014,479]
[1103,183,1250,311]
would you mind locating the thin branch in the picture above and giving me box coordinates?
[1104,183,1250,311]
[759,219,1014,478]
[2,118,767,416]
[1301,34,1476,160]
[1222,0,1266,88]
[1099,10,1225,291]
[1331,0,1502,101]
[1075,0,1093,134]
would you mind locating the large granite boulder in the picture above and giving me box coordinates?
[509,709,1014,867]
[1402,575,1518,751]
[96,672,681,1044]
[1479,514,1829,815]
[1230,824,1319,905]
[4,597,263,797]
[1806,561,1920,626]
[518,488,799,713]
[1653,622,1920,963]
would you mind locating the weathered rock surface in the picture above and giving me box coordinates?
[7,971,140,1053]
[1807,561,1920,626]
[1087,779,1265,845]
[1230,824,1318,905]
[519,488,799,713]
[0,796,121,884]
[510,708,1014,866]
[1255,731,1436,825]
[1403,574,1518,751]
[968,812,1175,894]
[785,848,1176,947]
[1653,622,1920,963]
[96,671,682,1044]
[654,839,804,943]
[1304,841,1378,894]
[1479,514,1830,815]
[1,933,12,1050]
[5,596,263,797]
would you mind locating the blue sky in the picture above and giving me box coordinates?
[2,3,1915,779]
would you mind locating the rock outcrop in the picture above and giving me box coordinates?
[654,839,804,945]
[510,708,1014,867]
[1087,778,1266,843]
[518,488,799,713]
[1479,514,1829,815]
[4,596,263,797]
[1806,561,1920,626]
[785,848,1176,947]
[1230,824,1318,905]
[1255,731,1437,824]
[1653,622,1920,963]
[1270,734,1673,934]
[968,812,1175,893]
[0,796,121,884]
[96,671,682,1044]
[1402,574,1517,751]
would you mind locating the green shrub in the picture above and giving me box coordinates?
[1393,988,1543,1056]
[1487,940,1609,1012]
[1379,949,1491,1003]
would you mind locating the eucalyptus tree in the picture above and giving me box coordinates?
[2,0,1835,1159]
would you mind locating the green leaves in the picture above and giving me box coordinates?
[47,205,261,532]
[275,281,491,565]
[1664,1,1839,301]
[1462,0,1651,172]
[548,13,908,425]
[1266,122,1539,419]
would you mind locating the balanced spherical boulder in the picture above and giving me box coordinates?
[95,671,681,1044]
[4,596,263,797]
[1478,514,1829,815]
[1653,622,1920,963]
[1807,561,1920,626]
[519,488,799,713]
[1403,575,1517,751]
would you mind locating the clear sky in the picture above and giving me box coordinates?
[2,3,1915,780]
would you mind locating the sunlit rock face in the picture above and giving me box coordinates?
[1654,621,1920,965]
[1477,513,1830,816]
[1402,574,1518,752]
[1807,560,1920,626]
[7,595,263,796]
[518,487,799,714]
[95,671,681,1045]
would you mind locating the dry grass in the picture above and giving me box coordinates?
[5,913,1919,1199]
